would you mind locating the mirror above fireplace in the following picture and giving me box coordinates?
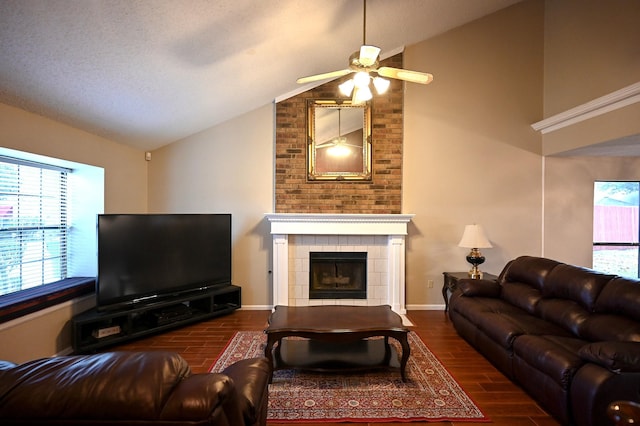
[307,99,371,181]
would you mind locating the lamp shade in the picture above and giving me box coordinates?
[458,224,492,249]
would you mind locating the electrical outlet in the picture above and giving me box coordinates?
[427,280,434,288]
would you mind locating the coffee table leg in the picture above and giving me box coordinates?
[398,333,411,382]
[264,335,276,383]
[383,336,391,364]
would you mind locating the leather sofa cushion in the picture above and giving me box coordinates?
[503,256,561,292]
[579,341,640,373]
[580,314,640,342]
[595,277,640,321]
[501,281,542,314]
[543,264,614,311]
[453,296,571,350]
[514,335,587,388]
[536,298,590,336]
[0,352,196,421]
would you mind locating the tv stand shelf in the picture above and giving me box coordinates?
[72,285,241,353]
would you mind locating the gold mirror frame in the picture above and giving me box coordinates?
[307,99,372,181]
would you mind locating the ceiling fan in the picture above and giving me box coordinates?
[296,0,433,104]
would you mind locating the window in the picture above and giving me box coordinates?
[0,157,68,295]
[593,181,639,278]
[0,148,103,317]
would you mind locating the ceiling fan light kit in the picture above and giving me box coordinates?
[297,0,433,104]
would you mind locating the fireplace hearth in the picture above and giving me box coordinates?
[309,252,366,299]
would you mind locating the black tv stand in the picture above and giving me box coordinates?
[72,285,241,353]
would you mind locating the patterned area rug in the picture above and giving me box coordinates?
[210,331,488,423]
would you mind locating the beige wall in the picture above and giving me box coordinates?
[543,0,640,116]
[403,0,545,307]
[544,156,640,267]
[148,104,274,307]
[0,103,148,213]
[0,102,148,362]
[541,0,640,155]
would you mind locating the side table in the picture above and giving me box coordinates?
[442,271,498,312]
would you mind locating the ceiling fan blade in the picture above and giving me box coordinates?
[297,69,352,84]
[377,67,434,84]
[359,45,380,67]
[316,142,334,148]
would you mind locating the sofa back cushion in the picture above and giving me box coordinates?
[502,256,562,292]
[543,264,614,311]
[595,277,640,321]
[580,315,640,342]
[536,298,591,336]
[499,256,561,314]
[0,351,192,420]
[501,282,543,315]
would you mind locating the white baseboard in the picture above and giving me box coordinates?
[240,304,446,311]
[405,304,445,311]
[238,305,272,310]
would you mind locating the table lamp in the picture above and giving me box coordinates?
[458,224,492,279]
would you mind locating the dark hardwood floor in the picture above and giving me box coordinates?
[110,309,560,426]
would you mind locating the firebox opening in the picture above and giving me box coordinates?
[309,252,367,299]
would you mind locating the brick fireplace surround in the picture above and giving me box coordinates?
[266,213,413,314]
[270,53,411,314]
[274,52,404,214]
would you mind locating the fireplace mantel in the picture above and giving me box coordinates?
[265,213,414,314]
[265,213,414,235]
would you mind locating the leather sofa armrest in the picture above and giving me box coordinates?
[579,341,640,373]
[222,357,271,426]
[458,278,501,298]
[160,373,245,425]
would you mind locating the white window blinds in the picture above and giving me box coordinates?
[0,157,68,296]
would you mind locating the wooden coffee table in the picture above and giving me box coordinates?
[264,305,411,382]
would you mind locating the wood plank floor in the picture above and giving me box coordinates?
[110,309,560,426]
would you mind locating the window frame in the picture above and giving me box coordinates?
[0,148,104,324]
[593,180,640,278]
[0,156,70,293]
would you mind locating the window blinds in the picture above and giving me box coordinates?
[0,157,68,296]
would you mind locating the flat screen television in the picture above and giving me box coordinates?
[97,214,232,311]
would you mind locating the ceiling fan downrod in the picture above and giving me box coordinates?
[362,0,367,46]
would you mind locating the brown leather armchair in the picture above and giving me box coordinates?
[0,351,270,426]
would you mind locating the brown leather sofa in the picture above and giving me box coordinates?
[0,351,271,426]
[449,256,640,426]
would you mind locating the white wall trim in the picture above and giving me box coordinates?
[242,304,444,311]
[531,81,640,134]
[405,304,445,311]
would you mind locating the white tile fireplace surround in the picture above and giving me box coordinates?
[265,213,414,314]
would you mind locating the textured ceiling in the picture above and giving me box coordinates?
[0,0,521,150]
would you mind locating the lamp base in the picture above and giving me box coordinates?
[466,248,486,280]
[467,267,484,279]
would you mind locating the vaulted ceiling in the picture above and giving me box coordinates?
[0,0,521,151]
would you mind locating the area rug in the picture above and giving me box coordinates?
[209,331,489,423]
